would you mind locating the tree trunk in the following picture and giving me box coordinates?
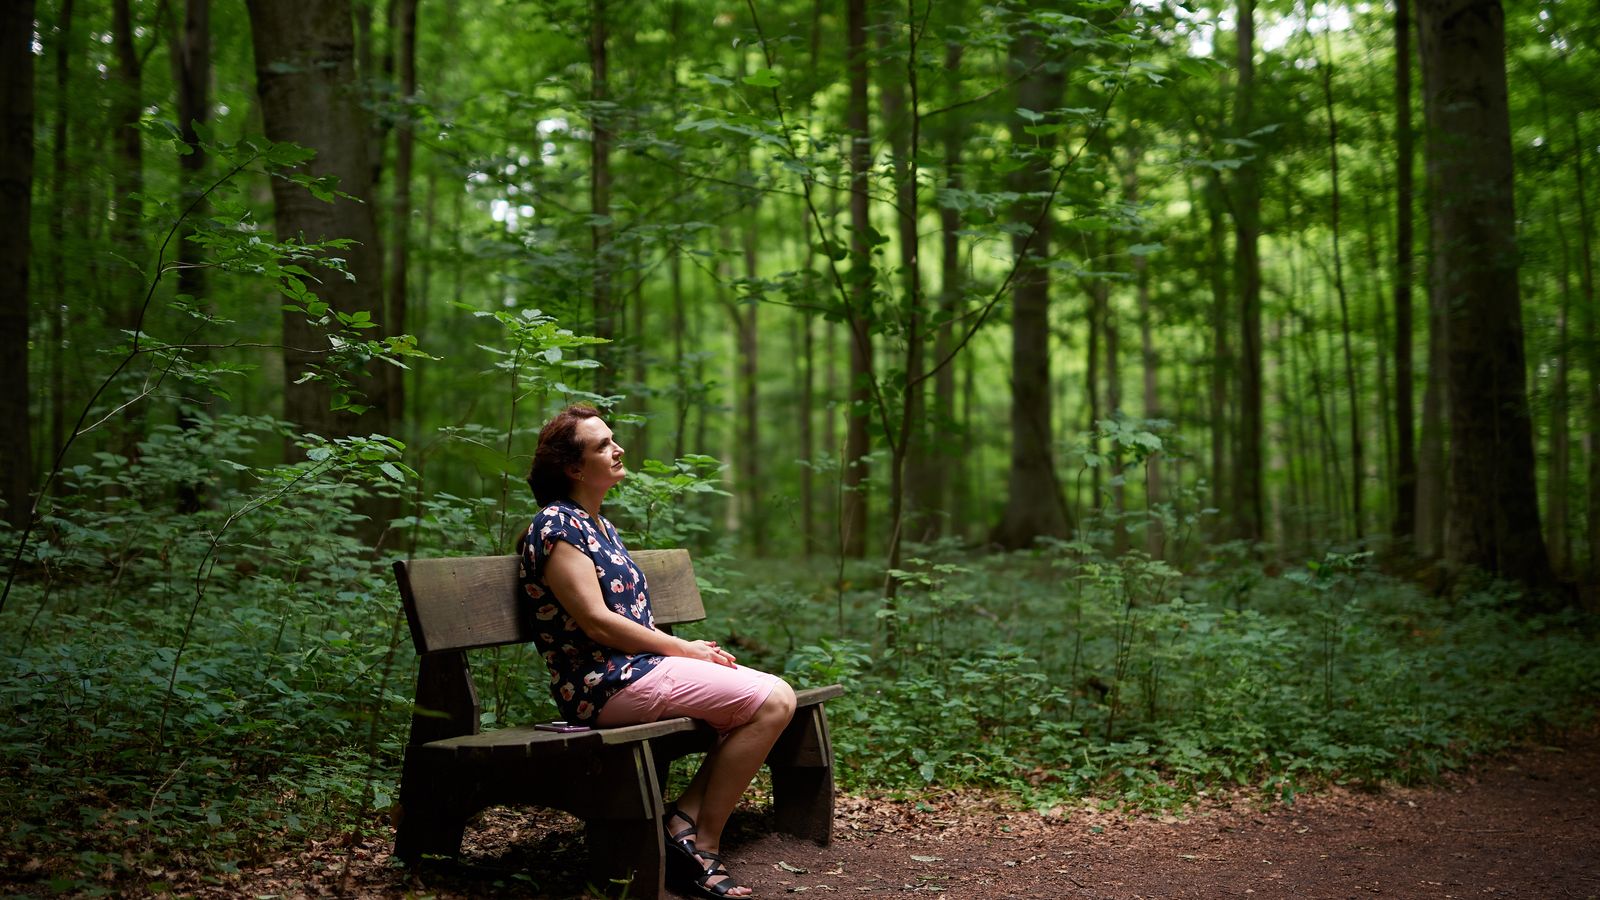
[1566,111,1600,582]
[932,38,964,541]
[1319,37,1364,543]
[247,0,389,442]
[1547,194,1573,575]
[1205,174,1231,515]
[1393,0,1418,544]
[842,0,872,558]
[1415,0,1553,593]
[171,0,211,513]
[111,0,144,332]
[991,31,1069,549]
[589,0,616,393]
[48,0,76,463]
[0,0,35,529]
[1126,159,1163,558]
[385,0,417,441]
[1230,0,1265,542]
[1363,196,1396,532]
[738,210,763,555]
[878,18,928,554]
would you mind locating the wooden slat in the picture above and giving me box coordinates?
[597,717,704,744]
[397,556,525,654]
[398,547,707,655]
[630,549,705,626]
[794,684,845,707]
[421,725,604,760]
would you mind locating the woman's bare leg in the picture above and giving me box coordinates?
[672,680,797,896]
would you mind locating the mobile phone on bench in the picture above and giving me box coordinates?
[534,721,591,733]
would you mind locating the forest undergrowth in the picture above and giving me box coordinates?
[1,415,1596,893]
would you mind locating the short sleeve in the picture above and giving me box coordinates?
[524,504,597,579]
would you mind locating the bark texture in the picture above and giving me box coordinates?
[1230,0,1265,542]
[842,0,872,558]
[0,0,36,528]
[247,0,390,441]
[992,32,1070,549]
[1415,0,1552,592]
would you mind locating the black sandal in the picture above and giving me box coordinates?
[662,803,702,882]
[682,849,745,899]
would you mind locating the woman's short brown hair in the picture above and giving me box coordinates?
[527,404,603,506]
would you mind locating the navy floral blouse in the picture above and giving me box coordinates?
[516,499,664,722]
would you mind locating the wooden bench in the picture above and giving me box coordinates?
[391,549,844,898]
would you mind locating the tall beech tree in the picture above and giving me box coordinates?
[842,0,872,558]
[1230,0,1265,542]
[1415,0,1552,592]
[0,0,35,529]
[992,29,1070,549]
[1392,0,1418,546]
[247,0,390,441]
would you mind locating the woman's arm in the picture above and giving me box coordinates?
[544,540,737,667]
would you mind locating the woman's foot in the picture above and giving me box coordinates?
[663,803,702,883]
[681,848,751,899]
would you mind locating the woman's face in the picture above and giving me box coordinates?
[569,416,626,491]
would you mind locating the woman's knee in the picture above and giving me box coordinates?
[760,678,797,724]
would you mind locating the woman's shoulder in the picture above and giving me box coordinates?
[532,499,587,532]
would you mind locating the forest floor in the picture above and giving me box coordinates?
[18,734,1599,899]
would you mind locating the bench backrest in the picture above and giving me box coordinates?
[394,549,706,656]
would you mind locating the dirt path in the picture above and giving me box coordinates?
[178,739,1600,898]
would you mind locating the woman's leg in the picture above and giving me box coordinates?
[673,680,797,896]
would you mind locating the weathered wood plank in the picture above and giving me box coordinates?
[396,556,524,654]
[630,549,705,626]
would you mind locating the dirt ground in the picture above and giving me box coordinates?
[56,737,1600,899]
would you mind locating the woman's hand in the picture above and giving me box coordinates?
[677,638,738,668]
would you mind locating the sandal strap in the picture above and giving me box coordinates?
[691,851,741,897]
[664,804,699,845]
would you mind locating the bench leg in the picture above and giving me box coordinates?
[768,704,836,846]
[585,815,666,899]
[581,742,668,899]
[393,750,472,863]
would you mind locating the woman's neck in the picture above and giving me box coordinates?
[569,483,606,519]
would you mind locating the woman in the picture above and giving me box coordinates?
[516,404,796,900]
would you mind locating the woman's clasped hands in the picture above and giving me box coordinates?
[679,638,738,668]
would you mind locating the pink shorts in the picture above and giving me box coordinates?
[596,656,781,736]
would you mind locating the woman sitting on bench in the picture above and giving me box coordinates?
[516,404,797,900]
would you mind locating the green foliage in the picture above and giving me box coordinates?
[721,546,1600,812]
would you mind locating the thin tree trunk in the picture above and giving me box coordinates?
[1204,174,1231,514]
[933,38,964,542]
[111,0,143,332]
[171,0,210,512]
[1363,196,1396,532]
[48,0,76,463]
[1106,284,1127,554]
[1319,34,1364,542]
[1393,0,1418,544]
[842,0,872,558]
[589,0,616,393]
[385,0,417,441]
[1547,194,1573,575]
[799,0,821,556]
[1230,0,1265,542]
[1127,159,1163,558]
[739,207,763,554]
[0,0,36,529]
[1416,0,1553,593]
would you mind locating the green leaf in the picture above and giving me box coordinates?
[743,68,781,88]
